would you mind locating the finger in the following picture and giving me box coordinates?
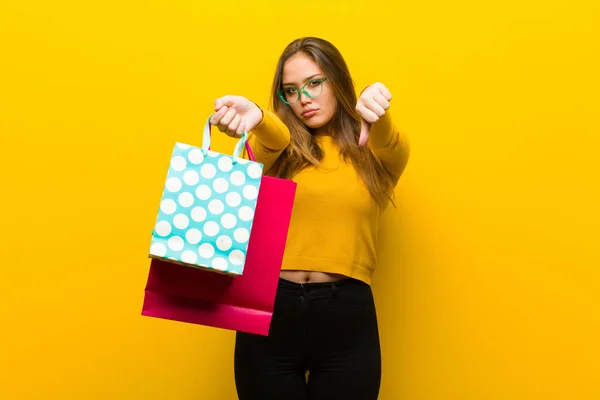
[378,85,392,102]
[209,106,228,126]
[361,97,386,118]
[215,95,237,111]
[364,96,386,117]
[359,119,370,147]
[356,104,380,124]
[226,114,242,137]
[373,92,390,110]
[236,119,246,137]
[218,108,238,132]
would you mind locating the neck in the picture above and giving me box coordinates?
[313,121,334,137]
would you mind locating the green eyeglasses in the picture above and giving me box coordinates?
[278,77,327,105]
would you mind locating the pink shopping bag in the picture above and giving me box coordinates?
[141,168,297,336]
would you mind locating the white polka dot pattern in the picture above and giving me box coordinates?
[234,228,250,243]
[201,164,217,179]
[208,199,224,215]
[212,257,228,271]
[160,199,177,215]
[183,171,199,186]
[221,213,237,229]
[238,206,254,221]
[181,250,197,264]
[166,177,182,192]
[226,192,241,208]
[213,178,229,194]
[230,171,245,186]
[173,214,189,229]
[155,221,172,237]
[168,236,184,251]
[191,206,207,222]
[216,235,232,251]
[195,185,212,200]
[218,156,233,172]
[185,228,202,244]
[188,149,204,164]
[178,192,194,207]
[171,156,186,171]
[229,250,245,265]
[149,141,263,275]
[203,221,220,236]
[150,243,167,257]
[199,243,215,259]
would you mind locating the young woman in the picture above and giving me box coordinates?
[210,37,410,400]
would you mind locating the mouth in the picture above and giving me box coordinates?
[302,109,318,118]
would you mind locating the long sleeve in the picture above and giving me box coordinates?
[368,110,411,183]
[242,106,291,174]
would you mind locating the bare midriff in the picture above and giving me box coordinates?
[280,270,347,284]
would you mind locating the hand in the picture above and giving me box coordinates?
[210,95,263,138]
[355,82,392,146]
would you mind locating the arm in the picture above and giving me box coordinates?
[356,83,411,183]
[243,105,291,174]
[368,110,410,183]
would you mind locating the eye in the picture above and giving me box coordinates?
[308,79,322,86]
[284,87,297,94]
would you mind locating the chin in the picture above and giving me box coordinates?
[303,116,329,130]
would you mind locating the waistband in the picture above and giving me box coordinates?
[278,277,365,293]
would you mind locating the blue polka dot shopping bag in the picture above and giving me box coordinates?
[148,117,263,276]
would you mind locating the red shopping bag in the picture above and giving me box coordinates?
[141,168,296,336]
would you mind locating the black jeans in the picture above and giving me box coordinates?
[234,277,381,400]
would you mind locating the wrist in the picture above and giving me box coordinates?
[250,101,263,118]
[248,101,265,132]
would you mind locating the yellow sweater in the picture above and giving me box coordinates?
[244,109,410,285]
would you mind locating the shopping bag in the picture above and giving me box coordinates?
[148,117,264,276]
[142,170,297,336]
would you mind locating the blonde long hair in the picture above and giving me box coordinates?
[269,37,396,208]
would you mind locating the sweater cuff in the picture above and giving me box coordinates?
[249,105,291,151]
[368,111,396,149]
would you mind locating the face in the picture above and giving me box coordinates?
[281,53,337,132]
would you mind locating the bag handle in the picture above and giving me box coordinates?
[202,115,257,162]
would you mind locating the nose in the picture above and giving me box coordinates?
[299,91,312,105]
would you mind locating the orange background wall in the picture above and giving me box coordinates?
[1,0,599,398]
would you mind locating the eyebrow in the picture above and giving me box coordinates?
[282,74,323,87]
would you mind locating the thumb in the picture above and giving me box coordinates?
[214,95,237,112]
[359,119,370,147]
